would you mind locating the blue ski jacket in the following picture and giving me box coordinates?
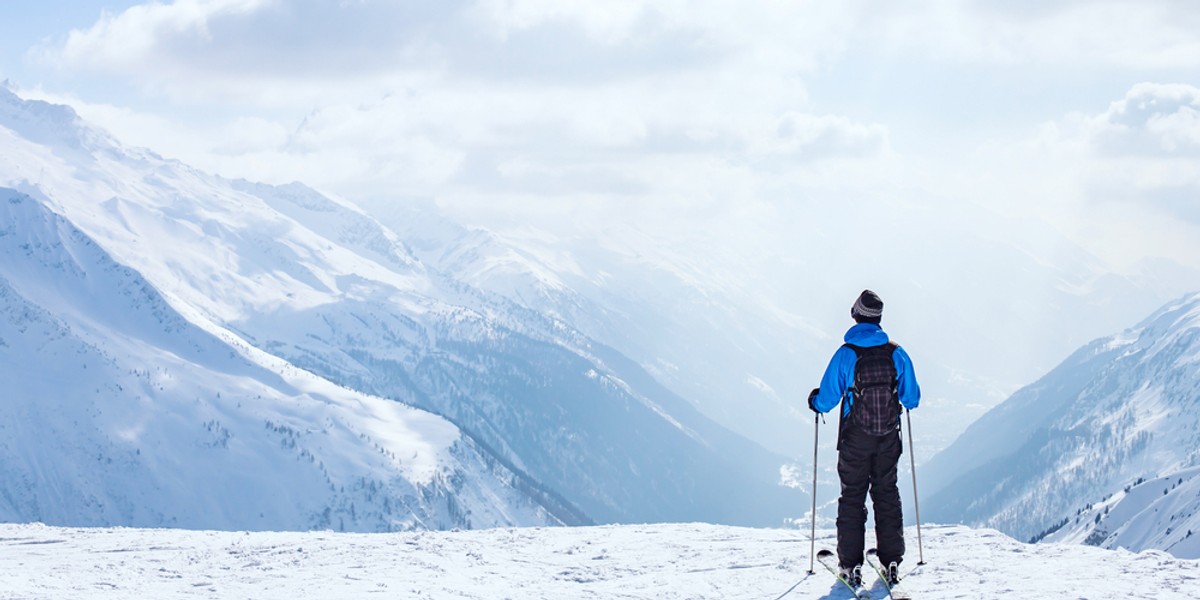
[811,323,920,417]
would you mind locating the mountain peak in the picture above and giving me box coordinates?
[0,86,113,156]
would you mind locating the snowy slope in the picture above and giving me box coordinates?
[924,292,1200,552]
[1043,466,1200,558]
[0,86,797,527]
[364,202,831,460]
[2,522,1198,599]
[0,188,566,531]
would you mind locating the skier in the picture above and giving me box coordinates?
[808,289,920,589]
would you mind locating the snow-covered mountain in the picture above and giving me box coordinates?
[3,521,1199,599]
[0,86,797,528]
[923,292,1200,556]
[364,200,829,458]
[0,187,567,531]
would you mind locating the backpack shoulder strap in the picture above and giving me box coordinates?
[843,342,897,359]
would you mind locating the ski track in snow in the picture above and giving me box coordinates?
[1,523,1198,599]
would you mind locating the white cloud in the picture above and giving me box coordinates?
[1036,84,1200,212]
[20,0,1200,277]
[471,0,652,44]
[53,0,278,72]
[27,0,894,208]
[938,82,1200,267]
[866,0,1200,69]
[768,113,889,160]
[1084,83,1200,156]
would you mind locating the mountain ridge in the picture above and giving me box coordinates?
[924,291,1200,556]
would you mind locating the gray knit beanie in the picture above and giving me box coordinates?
[851,289,883,324]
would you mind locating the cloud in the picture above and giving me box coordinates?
[42,1,738,90]
[1022,83,1200,246]
[768,112,888,161]
[865,0,1200,69]
[28,0,893,206]
[27,0,1198,276]
[51,0,280,74]
[1085,83,1200,156]
[472,0,657,44]
[1027,83,1200,164]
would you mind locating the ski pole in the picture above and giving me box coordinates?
[808,412,819,575]
[906,410,925,565]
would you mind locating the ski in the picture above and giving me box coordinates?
[816,549,870,599]
[865,548,912,600]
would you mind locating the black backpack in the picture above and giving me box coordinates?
[842,342,902,436]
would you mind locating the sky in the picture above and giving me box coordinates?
[2,0,1199,276]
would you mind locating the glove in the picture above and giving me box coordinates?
[807,388,821,413]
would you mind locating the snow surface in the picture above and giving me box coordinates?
[2,523,1199,599]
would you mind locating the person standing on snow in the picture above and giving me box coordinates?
[808,289,920,588]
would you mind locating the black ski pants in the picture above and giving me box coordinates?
[836,425,905,569]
